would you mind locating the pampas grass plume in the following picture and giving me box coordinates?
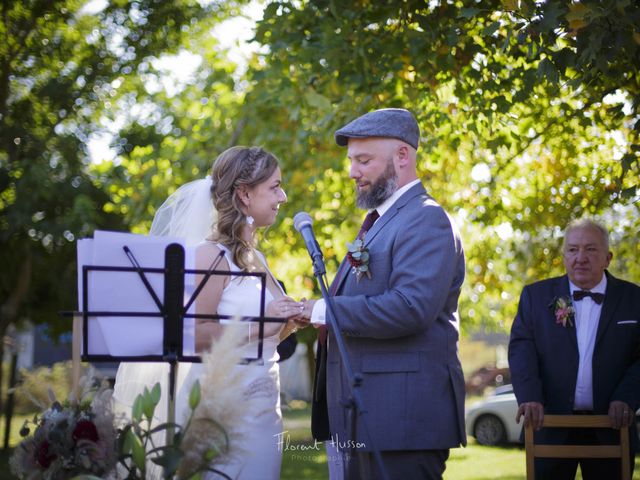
[177,322,259,477]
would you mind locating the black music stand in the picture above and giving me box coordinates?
[76,240,284,443]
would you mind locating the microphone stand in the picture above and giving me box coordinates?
[310,258,388,480]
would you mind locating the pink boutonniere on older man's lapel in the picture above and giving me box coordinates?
[346,238,371,281]
[549,295,575,327]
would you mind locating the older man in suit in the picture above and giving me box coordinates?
[509,218,640,479]
[301,108,466,479]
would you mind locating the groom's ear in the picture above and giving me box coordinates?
[396,144,410,168]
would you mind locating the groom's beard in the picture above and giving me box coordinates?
[356,159,398,209]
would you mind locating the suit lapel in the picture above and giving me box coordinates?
[330,183,426,294]
[329,257,351,296]
[595,271,621,347]
[363,182,425,247]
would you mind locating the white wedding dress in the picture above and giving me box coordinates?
[114,244,283,479]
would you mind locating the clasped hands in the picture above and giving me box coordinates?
[516,400,635,431]
[266,297,317,332]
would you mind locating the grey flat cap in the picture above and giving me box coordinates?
[334,108,420,149]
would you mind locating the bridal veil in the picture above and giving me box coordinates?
[113,176,217,431]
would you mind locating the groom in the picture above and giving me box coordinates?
[301,108,466,479]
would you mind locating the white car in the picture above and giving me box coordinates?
[465,384,521,445]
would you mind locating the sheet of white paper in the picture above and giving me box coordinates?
[80,230,196,357]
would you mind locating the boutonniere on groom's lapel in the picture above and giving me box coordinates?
[548,295,575,328]
[346,238,371,281]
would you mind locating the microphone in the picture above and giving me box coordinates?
[293,211,326,275]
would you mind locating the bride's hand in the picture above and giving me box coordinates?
[288,315,310,330]
[266,296,304,319]
[283,297,311,333]
[279,314,310,341]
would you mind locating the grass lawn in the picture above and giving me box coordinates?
[280,401,328,479]
[278,402,531,480]
[279,401,529,480]
[0,412,31,480]
[445,442,527,480]
[280,402,640,480]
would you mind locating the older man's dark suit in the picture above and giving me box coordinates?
[509,272,640,477]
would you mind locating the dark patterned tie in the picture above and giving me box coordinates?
[357,209,380,240]
[573,290,605,304]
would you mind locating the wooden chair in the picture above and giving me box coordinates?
[525,414,630,480]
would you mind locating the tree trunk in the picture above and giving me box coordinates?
[0,251,32,412]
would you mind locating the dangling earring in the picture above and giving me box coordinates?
[246,215,255,225]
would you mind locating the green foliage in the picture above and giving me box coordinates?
[244,0,640,330]
[118,380,228,480]
[100,0,640,335]
[0,0,238,340]
[3,0,639,343]
[13,361,74,414]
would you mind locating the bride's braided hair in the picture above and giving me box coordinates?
[209,146,279,270]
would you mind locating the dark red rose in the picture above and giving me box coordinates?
[347,252,362,267]
[36,440,56,468]
[72,420,99,442]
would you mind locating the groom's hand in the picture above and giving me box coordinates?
[516,402,544,430]
[300,299,317,321]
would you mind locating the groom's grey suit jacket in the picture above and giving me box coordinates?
[312,182,466,451]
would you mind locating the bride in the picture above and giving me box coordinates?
[114,146,306,479]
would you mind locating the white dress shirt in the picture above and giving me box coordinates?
[570,274,607,410]
[310,179,421,325]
